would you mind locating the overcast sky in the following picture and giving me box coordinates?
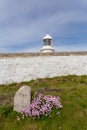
[0,0,87,52]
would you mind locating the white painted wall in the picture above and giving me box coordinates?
[0,56,87,84]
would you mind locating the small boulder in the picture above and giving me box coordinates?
[14,86,31,112]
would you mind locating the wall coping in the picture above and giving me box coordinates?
[0,51,87,58]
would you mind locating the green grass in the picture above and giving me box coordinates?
[0,75,87,130]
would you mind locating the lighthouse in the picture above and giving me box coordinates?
[40,34,55,53]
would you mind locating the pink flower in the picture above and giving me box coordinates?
[23,93,63,118]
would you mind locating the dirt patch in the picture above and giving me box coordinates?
[38,87,62,93]
[68,87,77,92]
[0,93,14,106]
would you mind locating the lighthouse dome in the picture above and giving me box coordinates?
[43,34,53,40]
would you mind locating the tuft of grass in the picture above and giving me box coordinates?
[0,75,87,130]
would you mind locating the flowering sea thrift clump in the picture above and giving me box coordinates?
[23,93,63,118]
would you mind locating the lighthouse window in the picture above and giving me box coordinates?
[44,39,51,45]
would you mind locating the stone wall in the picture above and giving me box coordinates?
[0,54,87,84]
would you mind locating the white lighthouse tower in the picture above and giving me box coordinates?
[40,34,55,53]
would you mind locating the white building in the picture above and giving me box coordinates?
[40,34,55,53]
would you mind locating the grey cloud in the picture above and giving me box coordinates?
[0,0,87,52]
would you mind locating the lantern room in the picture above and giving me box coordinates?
[40,34,55,53]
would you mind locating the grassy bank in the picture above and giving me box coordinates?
[0,75,87,130]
